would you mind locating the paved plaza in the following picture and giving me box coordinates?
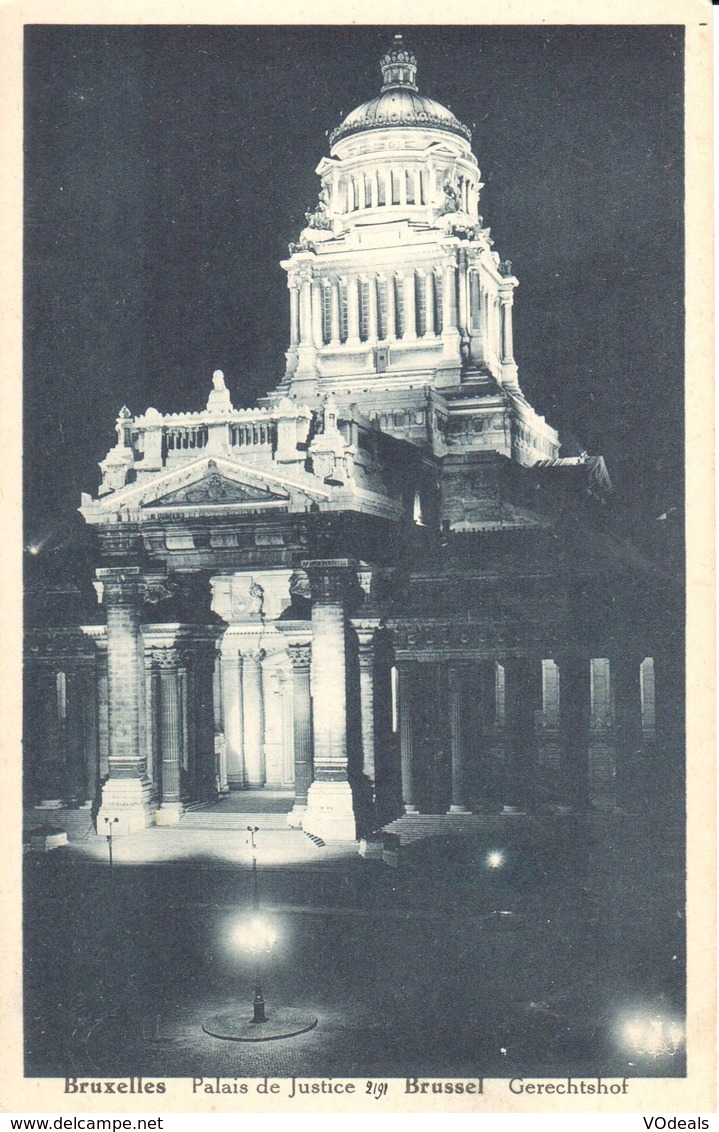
[23,803,685,1081]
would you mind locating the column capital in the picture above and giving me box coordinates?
[152,646,182,670]
[301,558,358,604]
[95,566,144,607]
[288,642,312,670]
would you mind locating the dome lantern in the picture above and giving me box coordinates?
[380,34,418,92]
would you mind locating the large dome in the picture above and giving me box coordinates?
[329,36,471,146]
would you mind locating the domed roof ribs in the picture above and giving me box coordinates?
[328,34,471,146]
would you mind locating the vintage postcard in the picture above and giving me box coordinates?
[0,0,714,1120]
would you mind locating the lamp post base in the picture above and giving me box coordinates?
[203,1007,318,1042]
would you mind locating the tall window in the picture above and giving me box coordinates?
[321,282,332,344]
[364,174,372,208]
[377,171,386,206]
[434,273,443,333]
[415,272,426,337]
[391,170,400,205]
[338,281,348,343]
[358,279,370,341]
[377,279,388,340]
[419,170,426,205]
[405,169,415,204]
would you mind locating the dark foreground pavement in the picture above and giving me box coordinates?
[23,809,685,1080]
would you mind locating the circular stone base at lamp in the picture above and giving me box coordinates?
[203,1007,318,1042]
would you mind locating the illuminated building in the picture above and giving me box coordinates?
[24,37,682,843]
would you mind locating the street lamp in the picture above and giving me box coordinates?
[103,816,119,868]
[202,826,318,1043]
[245,825,274,1024]
[622,1013,684,1060]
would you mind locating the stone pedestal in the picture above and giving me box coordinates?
[301,560,357,842]
[304,779,356,842]
[96,568,155,836]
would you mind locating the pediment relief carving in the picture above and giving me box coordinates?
[144,472,288,508]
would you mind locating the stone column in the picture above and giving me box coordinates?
[397,661,418,813]
[611,652,645,811]
[503,657,541,813]
[386,274,397,340]
[220,638,243,788]
[96,568,155,835]
[77,667,99,807]
[346,276,361,346]
[212,645,229,794]
[287,643,313,828]
[311,279,323,347]
[301,559,357,841]
[241,648,265,788]
[154,647,184,824]
[288,283,300,346]
[447,665,471,813]
[145,653,159,789]
[556,654,592,810]
[425,270,436,336]
[299,273,313,345]
[457,254,469,339]
[192,645,219,802]
[330,279,341,345]
[499,282,520,388]
[442,258,460,359]
[356,630,376,793]
[402,272,417,340]
[500,290,515,362]
[96,645,109,780]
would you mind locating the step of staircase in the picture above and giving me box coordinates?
[382,813,507,846]
[179,810,291,831]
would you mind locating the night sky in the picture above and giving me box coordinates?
[24,24,684,549]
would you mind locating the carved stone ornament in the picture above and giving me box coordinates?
[440,181,461,215]
[288,642,312,669]
[150,473,283,508]
[288,570,311,600]
[143,576,178,605]
[230,576,265,620]
[288,237,316,256]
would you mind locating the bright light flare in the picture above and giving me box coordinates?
[487,850,504,869]
[620,1013,684,1059]
[232,916,278,954]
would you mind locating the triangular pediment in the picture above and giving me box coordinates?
[80,454,332,523]
[146,472,287,508]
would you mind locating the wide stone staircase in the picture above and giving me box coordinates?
[381,811,514,846]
